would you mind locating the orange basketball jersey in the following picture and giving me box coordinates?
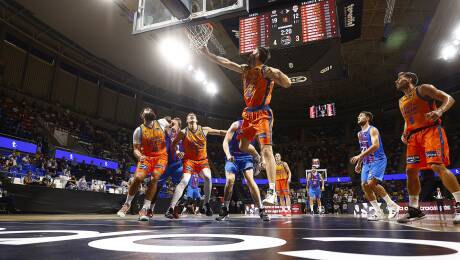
[276,162,288,180]
[399,86,440,134]
[183,126,207,161]
[242,65,274,108]
[140,121,167,157]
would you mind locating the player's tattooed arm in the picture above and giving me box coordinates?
[223,122,239,162]
[172,130,186,159]
[203,126,227,136]
[200,46,244,73]
[263,66,291,88]
[420,84,455,121]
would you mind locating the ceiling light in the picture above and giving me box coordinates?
[205,82,218,95]
[441,44,458,60]
[194,70,206,82]
[158,38,190,68]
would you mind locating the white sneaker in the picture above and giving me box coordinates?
[454,202,460,225]
[387,204,400,219]
[367,212,384,221]
[263,190,277,206]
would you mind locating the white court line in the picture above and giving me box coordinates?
[0,221,434,232]
[283,221,292,224]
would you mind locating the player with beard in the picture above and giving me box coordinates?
[350,111,399,221]
[117,107,171,221]
[201,46,291,206]
[165,113,226,218]
[395,72,460,224]
[147,117,184,218]
[306,167,324,214]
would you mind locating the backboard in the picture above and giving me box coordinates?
[133,0,248,34]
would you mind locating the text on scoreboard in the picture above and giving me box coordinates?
[239,0,338,54]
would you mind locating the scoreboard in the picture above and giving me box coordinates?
[239,0,338,54]
[309,103,336,119]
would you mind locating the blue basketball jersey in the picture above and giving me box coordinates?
[358,125,386,164]
[309,172,320,189]
[166,132,183,164]
[228,120,251,159]
[189,174,199,189]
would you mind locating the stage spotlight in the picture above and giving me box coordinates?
[441,44,458,60]
[205,82,218,95]
[194,70,206,82]
[158,38,190,68]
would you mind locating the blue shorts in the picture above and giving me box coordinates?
[158,161,183,188]
[361,159,387,183]
[186,187,201,200]
[309,187,321,199]
[224,156,254,175]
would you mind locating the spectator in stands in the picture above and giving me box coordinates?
[41,172,54,188]
[77,176,89,191]
[65,176,77,190]
[23,171,35,185]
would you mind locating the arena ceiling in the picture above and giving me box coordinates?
[11,0,460,119]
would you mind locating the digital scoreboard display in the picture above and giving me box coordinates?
[239,0,338,54]
[309,103,336,118]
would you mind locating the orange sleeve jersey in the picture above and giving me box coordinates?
[275,162,289,196]
[239,65,275,145]
[399,86,449,169]
[136,121,168,177]
[182,126,210,174]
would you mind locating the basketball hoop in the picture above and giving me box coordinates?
[185,22,213,51]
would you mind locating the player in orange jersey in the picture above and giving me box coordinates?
[201,46,291,205]
[275,153,292,215]
[395,72,460,224]
[117,107,171,221]
[165,112,226,218]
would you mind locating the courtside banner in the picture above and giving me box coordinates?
[338,0,363,42]
[353,201,455,216]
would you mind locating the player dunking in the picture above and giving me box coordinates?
[202,46,291,205]
[350,112,399,221]
[395,72,460,224]
[165,112,226,218]
[306,167,324,214]
[117,108,171,221]
[216,120,270,221]
[275,153,292,215]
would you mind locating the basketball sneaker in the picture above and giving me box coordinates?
[138,208,149,221]
[259,208,270,221]
[453,202,460,225]
[147,209,153,219]
[263,189,277,206]
[397,206,426,223]
[117,203,130,218]
[367,212,384,221]
[165,207,179,219]
[204,203,213,216]
[216,207,229,221]
[387,204,400,219]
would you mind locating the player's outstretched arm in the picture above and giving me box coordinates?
[203,126,227,136]
[200,46,244,73]
[222,122,239,161]
[264,67,291,88]
[420,84,455,121]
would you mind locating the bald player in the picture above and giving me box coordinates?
[395,72,460,224]
[201,46,291,206]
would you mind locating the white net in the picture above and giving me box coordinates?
[185,23,213,51]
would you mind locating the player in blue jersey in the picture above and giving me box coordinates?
[184,174,202,214]
[216,120,270,221]
[306,167,324,214]
[147,117,184,219]
[350,111,400,221]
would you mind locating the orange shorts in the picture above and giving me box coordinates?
[239,106,273,145]
[183,159,210,174]
[276,178,289,196]
[406,126,450,169]
[136,154,167,177]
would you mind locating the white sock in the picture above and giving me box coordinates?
[202,169,212,204]
[269,182,275,192]
[452,191,460,203]
[170,175,190,208]
[224,201,230,210]
[369,200,382,214]
[142,199,151,209]
[383,195,398,207]
[409,195,419,208]
[310,205,314,212]
[125,194,135,205]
